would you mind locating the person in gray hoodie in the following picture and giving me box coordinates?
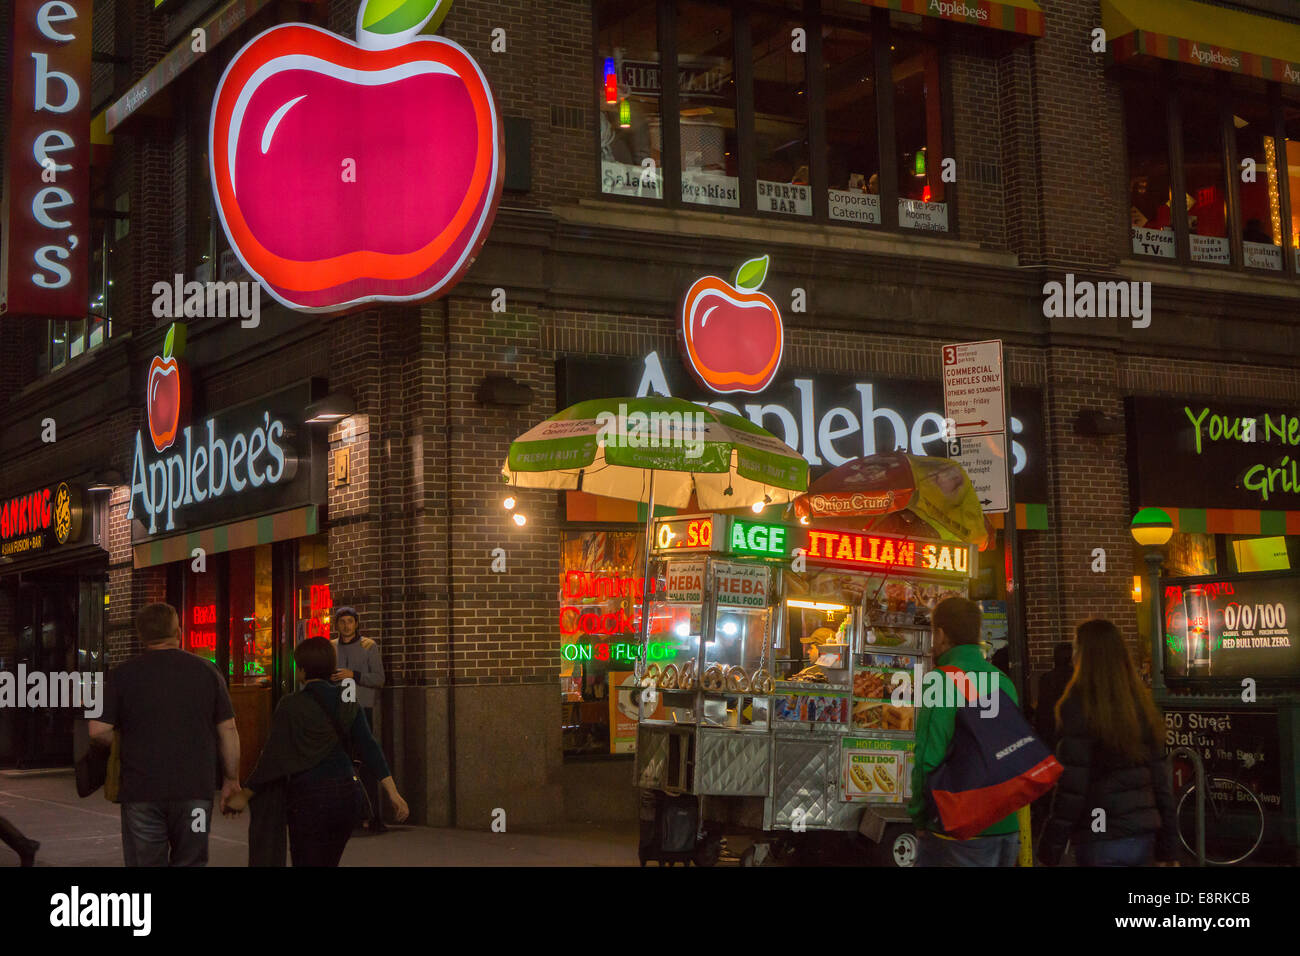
[330,606,387,832]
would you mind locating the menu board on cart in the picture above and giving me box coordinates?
[714,562,770,608]
[843,737,914,804]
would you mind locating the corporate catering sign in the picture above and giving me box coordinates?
[128,372,324,540]
[559,354,1046,500]
[1,0,92,317]
[208,0,502,312]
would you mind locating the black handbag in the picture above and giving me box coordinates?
[73,720,107,798]
[303,690,374,825]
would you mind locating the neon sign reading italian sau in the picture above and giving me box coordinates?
[806,529,969,574]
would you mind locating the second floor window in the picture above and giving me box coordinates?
[596,0,955,234]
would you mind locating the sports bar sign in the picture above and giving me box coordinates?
[1,0,92,317]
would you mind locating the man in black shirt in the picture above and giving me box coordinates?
[90,603,240,866]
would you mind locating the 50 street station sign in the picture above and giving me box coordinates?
[1,0,92,317]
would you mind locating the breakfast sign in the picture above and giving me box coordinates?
[208,0,502,312]
[1,0,92,317]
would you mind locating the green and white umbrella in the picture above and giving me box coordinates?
[502,396,808,508]
[502,396,808,678]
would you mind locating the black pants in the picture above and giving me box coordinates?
[121,800,213,866]
[0,815,36,861]
[287,776,358,867]
[360,707,383,827]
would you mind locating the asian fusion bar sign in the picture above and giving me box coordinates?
[0,482,84,557]
[1,0,92,317]
[208,0,503,312]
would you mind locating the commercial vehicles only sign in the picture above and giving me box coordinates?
[942,340,1006,437]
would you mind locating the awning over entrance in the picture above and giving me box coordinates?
[1103,0,1300,85]
[132,505,318,569]
[854,0,1044,38]
[1160,506,1300,536]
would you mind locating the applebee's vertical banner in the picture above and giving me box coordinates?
[209,0,503,313]
[1,0,92,317]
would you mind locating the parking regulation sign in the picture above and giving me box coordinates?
[942,340,1006,437]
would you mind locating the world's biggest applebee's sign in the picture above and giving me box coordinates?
[1,0,92,317]
[208,0,503,312]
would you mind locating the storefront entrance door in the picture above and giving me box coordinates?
[12,577,99,767]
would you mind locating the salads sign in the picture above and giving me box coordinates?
[1,0,92,317]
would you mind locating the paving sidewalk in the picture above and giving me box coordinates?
[0,769,639,867]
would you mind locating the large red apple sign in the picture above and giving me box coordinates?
[209,0,502,312]
[679,255,784,394]
[148,326,186,452]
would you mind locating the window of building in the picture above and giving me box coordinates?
[593,0,957,234]
[676,1,739,209]
[596,0,663,199]
[824,22,880,224]
[1181,88,1231,266]
[1284,100,1300,271]
[1233,95,1284,270]
[560,529,645,757]
[891,16,947,232]
[752,7,810,217]
[1126,83,1176,259]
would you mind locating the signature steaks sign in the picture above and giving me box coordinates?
[1,0,92,317]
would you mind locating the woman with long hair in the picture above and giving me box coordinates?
[1038,619,1178,866]
[224,637,409,866]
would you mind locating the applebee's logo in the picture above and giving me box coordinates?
[148,324,189,453]
[208,0,503,312]
[679,255,784,394]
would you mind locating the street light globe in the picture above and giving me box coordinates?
[512,512,527,527]
[1130,507,1174,547]
[751,500,765,514]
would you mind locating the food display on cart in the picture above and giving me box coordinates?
[634,512,978,864]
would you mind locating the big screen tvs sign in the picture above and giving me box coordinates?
[1,0,92,317]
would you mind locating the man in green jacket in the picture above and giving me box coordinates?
[907,597,1020,866]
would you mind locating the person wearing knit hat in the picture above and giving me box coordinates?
[330,606,387,832]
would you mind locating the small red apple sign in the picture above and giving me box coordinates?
[148,324,188,453]
[209,0,502,313]
[679,255,784,394]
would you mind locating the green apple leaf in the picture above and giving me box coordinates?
[733,255,770,292]
[163,322,186,360]
[357,0,452,49]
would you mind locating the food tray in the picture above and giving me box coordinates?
[774,681,851,693]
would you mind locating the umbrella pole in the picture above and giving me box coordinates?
[636,471,656,681]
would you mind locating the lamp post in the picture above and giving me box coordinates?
[1131,507,1174,694]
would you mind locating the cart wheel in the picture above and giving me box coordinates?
[876,825,919,867]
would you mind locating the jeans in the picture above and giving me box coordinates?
[287,775,360,867]
[121,800,214,867]
[1077,834,1155,867]
[917,830,1020,867]
[360,707,382,828]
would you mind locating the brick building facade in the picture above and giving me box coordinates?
[4,0,1300,829]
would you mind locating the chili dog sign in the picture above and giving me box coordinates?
[1,0,92,316]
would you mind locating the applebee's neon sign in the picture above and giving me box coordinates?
[679,255,783,394]
[208,0,502,313]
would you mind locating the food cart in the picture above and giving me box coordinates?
[634,512,977,866]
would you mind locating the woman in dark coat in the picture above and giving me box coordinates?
[224,637,408,866]
[1038,619,1178,867]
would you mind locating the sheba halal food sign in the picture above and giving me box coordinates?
[127,356,318,537]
